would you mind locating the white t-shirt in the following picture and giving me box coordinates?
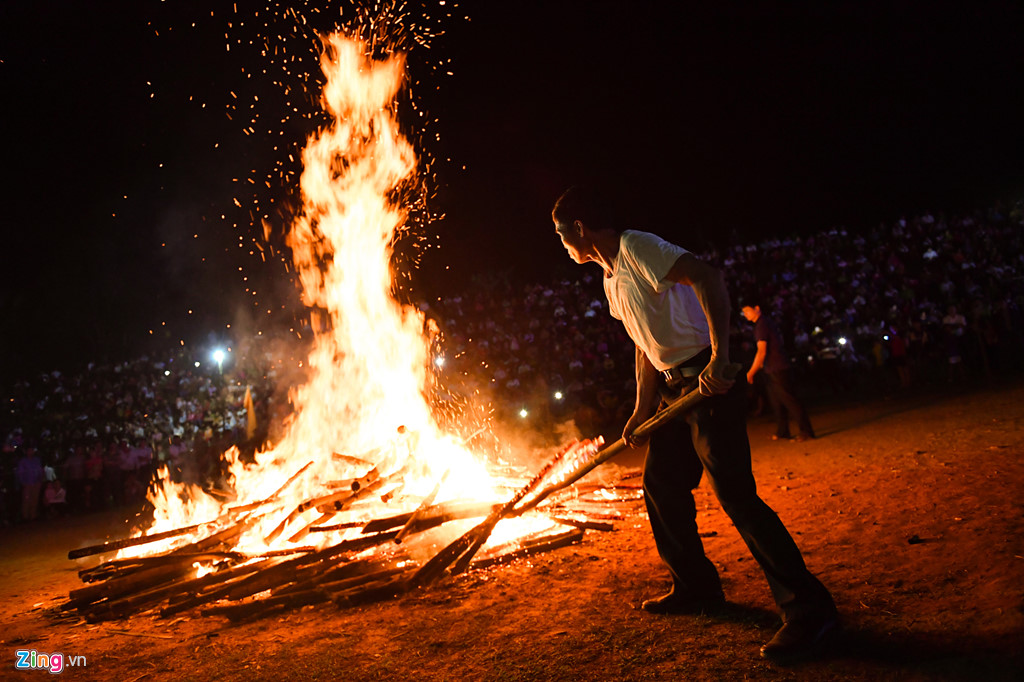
[603,230,711,371]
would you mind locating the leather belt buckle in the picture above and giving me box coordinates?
[662,365,700,386]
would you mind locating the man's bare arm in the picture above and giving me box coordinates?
[665,253,735,395]
[747,340,767,384]
[623,345,661,446]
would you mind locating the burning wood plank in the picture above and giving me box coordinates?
[62,446,635,624]
[68,521,217,560]
[469,527,585,571]
[545,516,615,532]
[395,469,448,544]
[357,500,499,534]
[264,465,405,544]
[69,461,315,561]
[197,526,585,622]
[409,439,599,588]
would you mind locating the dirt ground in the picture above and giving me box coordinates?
[2,380,1023,681]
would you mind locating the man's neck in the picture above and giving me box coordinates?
[592,229,621,275]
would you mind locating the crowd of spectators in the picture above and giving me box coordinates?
[428,202,1024,433]
[1,344,287,525]
[2,202,1022,525]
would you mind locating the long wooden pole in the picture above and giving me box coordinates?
[516,363,741,514]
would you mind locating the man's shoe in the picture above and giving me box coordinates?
[794,433,815,442]
[641,590,726,615]
[760,614,839,662]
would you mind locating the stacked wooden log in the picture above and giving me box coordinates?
[63,439,642,623]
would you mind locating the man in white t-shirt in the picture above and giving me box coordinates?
[552,186,837,662]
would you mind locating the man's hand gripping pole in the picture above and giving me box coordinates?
[517,362,742,515]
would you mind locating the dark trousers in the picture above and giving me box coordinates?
[643,375,835,623]
[762,369,814,439]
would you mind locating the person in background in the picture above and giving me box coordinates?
[63,446,87,511]
[44,478,67,516]
[741,300,816,442]
[888,326,911,389]
[84,443,104,510]
[16,446,44,521]
[942,304,968,383]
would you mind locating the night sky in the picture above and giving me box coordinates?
[2,0,1023,383]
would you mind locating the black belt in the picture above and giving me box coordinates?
[661,346,712,385]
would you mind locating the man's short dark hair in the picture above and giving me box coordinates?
[552,185,618,233]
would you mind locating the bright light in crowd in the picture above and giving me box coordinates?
[194,361,201,368]
[553,391,564,401]
[838,337,848,346]
[164,370,170,377]
[883,335,890,341]
[519,408,529,418]
[434,356,445,368]
[211,348,227,373]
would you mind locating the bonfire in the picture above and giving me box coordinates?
[61,30,635,624]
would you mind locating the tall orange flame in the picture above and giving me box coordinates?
[285,35,427,463]
[126,33,520,559]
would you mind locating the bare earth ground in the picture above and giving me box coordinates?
[3,381,1023,681]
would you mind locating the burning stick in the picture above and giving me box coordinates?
[185,516,258,554]
[330,573,410,608]
[68,563,197,612]
[160,527,407,618]
[332,452,374,467]
[272,557,392,596]
[395,469,449,544]
[468,527,584,571]
[68,522,214,560]
[160,557,291,618]
[545,516,615,532]
[316,564,410,593]
[69,460,315,561]
[79,552,242,583]
[287,511,337,544]
[68,518,261,615]
[516,363,742,514]
[359,500,499,534]
[350,464,382,492]
[225,460,314,514]
[265,475,388,544]
[202,588,330,621]
[318,475,392,513]
[409,440,583,587]
[78,556,265,622]
[307,520,365,532]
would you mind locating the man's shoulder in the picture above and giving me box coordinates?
[621,229,664,245]
[754,314,776,338]
[620,230,689,257]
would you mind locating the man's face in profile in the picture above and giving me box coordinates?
[554,218,587,264]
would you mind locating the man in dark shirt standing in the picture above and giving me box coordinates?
[742,301,815,441]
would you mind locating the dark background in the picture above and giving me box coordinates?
[2,0,1023,382]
